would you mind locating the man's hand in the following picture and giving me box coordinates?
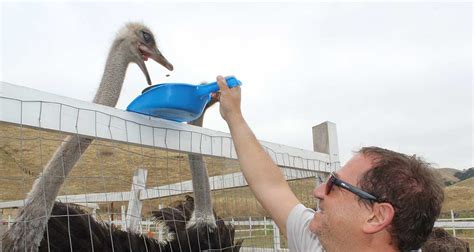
[214,75,300,236]
[215,75,243,124]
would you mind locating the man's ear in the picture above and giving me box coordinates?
[362,203,395,234]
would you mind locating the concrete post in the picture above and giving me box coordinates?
[312,121,339,170]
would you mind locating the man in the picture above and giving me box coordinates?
[214,76,444,251]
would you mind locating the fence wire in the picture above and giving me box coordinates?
[0,98,337,251]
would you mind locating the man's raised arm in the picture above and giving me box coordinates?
[215,76,300,235]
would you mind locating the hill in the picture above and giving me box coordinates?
[455,167,474,181]
[435,168,460,186]
[442,177,474,212]
[454,177,474,188]
[433,167,474,186]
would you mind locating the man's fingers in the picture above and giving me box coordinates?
[216,75,230,92]
[211,92,221,101]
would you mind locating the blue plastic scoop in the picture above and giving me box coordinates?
[126,76,241,122]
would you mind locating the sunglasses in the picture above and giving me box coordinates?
[325,172,380,202]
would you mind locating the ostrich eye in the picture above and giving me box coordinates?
[142,31,153,43]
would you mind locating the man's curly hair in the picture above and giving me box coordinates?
[357,147,444,251]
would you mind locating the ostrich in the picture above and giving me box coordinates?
[421,227,470,251]
[143,94,243,251]
[3,22,241,251]
[2,22,173,251]
[38,196,242,251]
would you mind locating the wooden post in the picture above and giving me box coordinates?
[111,202,114,222]
[126,168,148,232]
[451,209,456,237]
[121,205,127,231]
[312,121,339,171]
[249,216,252,238]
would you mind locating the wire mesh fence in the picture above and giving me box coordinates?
[0,120,333,251]
[0,83,336,251]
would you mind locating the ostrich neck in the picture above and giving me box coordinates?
[5,136,93,251]
[93,43,131,107]
[187,116,215,224]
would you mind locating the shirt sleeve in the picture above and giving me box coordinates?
[286,204,324,252]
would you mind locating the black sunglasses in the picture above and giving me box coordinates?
[326,172,379,202]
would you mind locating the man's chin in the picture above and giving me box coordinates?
[309,212,321,234]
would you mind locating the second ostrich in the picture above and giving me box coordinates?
[36,100,243,251]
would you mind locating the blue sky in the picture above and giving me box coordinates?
[1,2,472,169]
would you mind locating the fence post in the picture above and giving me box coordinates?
[158,223,164,241]
[146,218,151,232]
[249,216,252,238]
[264,216,267,235]
[312,121,339,167]
[451,209,456,237]
[126,168,148,232]
[273,220,281,251]
[121,205,126,230]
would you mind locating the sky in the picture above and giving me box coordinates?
[1,2,472,169]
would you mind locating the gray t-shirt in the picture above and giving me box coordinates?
[286,204,324,252]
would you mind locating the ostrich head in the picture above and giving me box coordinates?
[115,22,174,85]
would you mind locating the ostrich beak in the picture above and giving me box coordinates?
[138,44,174,85]
[150,47,174,71]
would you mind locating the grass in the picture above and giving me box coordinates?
[453,177,474,187]
[0,123,241,202]
[442,178,474,213]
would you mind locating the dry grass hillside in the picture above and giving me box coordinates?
[454,177,474,187]
[431,168,474,214]
[442,177,474,213]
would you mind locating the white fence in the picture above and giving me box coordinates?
[0,81,338,168]
[0,81,340,251]
[435,210,474,240]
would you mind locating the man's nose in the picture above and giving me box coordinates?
[313,182,326,199]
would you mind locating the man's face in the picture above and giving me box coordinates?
[309,154,375,248]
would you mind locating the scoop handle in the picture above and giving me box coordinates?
[196,77,242,96]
